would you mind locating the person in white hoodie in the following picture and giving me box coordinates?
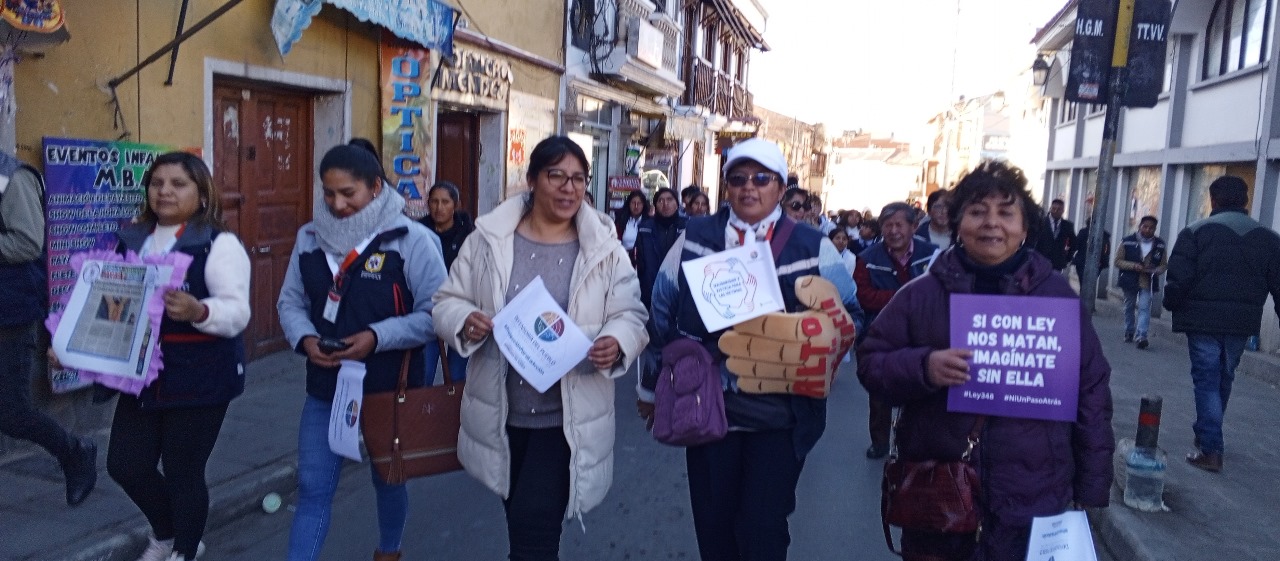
[433,135,648,561]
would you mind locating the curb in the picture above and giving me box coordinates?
[45,460,298,561]
[1090,490,1160,561]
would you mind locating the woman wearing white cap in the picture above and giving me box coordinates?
[638,138,864,560]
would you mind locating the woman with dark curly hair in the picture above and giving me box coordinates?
[858,160,1114,561]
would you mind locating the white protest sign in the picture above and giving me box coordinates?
[680,242,784,332]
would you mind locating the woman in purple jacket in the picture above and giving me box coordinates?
[858,161,1114,561]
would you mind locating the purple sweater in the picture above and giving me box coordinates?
[858,248,1113,554]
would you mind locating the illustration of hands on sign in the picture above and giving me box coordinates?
[700,258,757,318]
[718,276,856,398]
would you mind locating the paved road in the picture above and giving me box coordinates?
[202,360,901,560]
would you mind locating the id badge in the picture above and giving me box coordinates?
[323,290,341,323]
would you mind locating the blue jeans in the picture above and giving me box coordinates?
[1122,288,1153,339]
[1186,333,1247,455]
[422,340,468,385]
[287,396,408,560]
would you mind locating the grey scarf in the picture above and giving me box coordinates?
[311,188,406,256]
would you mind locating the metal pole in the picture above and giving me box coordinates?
[1081,0,1136,314]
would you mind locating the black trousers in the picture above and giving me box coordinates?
[107,393,228,558]
[685,429,805,561]
[503,426,571,561]
[0,323,75,466]
[869,397,894,451]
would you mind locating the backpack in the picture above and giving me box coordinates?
[652,338,727,447]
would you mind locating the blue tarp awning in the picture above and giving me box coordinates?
[271,0,456,57]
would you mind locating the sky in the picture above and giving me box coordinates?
[748,0,1069,138]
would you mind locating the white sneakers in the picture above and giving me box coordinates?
[136,537,173,561]
[136,536,205,561]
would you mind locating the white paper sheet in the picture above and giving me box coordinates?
[1025,510,1098,561]
[680,242,785,332]
[491,276,593,393]
[328,360,367,461]
[51,259,175,380]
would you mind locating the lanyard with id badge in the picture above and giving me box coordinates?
[323,235,377,324]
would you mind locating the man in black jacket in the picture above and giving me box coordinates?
[0,153,97,505]
[1163,175,1280,473]
[1035,199,1076,271]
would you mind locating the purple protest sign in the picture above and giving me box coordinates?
[947,294,1081,422]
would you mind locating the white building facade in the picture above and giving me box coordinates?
[1034,0,1280,353]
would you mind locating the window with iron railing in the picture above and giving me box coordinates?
[570,0,597,51]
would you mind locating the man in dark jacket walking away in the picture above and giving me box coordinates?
[0,152,98,505]
[1115,216,1169,349]
[1163,175,1280,473]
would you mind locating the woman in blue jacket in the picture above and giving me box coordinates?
[276,145,446,561]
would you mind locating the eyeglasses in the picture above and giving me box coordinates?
[544,169,589,188]
[726,172,778,188]
[787,201,812,212]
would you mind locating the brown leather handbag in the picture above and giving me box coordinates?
[880,417,986,555]
[362,345,464,484]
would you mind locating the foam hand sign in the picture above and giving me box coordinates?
[718,276,856,398]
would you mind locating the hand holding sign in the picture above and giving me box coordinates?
[927,348,974,387]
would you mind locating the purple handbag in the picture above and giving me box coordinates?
[652,338,727,447]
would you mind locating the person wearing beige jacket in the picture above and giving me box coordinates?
[432,136,648,561]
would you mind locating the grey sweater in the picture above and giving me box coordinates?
[505,233,580,428]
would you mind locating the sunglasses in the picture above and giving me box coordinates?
[726,172,778,188]
[787,201,813,212]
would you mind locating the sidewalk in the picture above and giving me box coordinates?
[0,351,315,561]
[1087,295,1280,561]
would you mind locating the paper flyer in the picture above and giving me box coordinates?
[491,277,593,393]
[328,360,367,461]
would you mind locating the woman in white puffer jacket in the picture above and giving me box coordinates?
[432,135,648,561]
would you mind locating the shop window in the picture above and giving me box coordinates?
[1203,0,1272,79]
[1127,167,1163,233]
[1187,163,1255,222]
[579,96,614,126]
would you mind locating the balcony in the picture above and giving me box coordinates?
[589,0,685,99]
[684,58,753,119]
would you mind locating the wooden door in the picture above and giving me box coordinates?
[213,83,313,360]
[436,111,479,216]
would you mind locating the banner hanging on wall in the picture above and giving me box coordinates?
[379,37,434,219]
[41,137,184,393]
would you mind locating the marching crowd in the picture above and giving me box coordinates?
[2,134,1280,561]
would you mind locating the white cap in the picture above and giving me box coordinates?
[723,138,788,182]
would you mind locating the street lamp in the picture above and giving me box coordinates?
[1032,55,1050,87]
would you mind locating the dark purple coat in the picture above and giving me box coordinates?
[858,248,1113,561]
